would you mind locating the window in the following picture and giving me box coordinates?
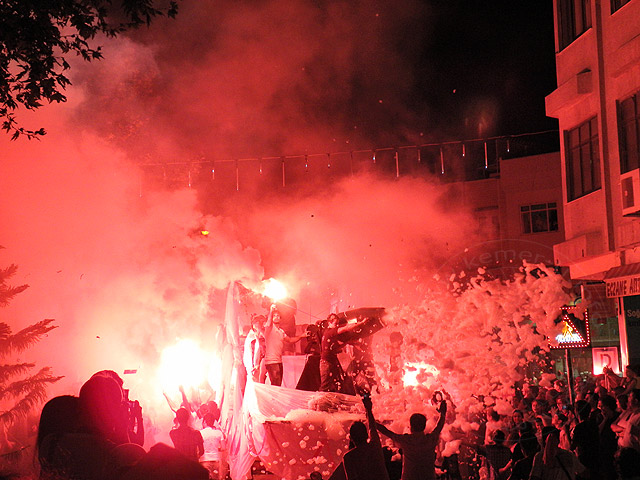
[521,203,559,234]
[565,117,600,201]
[619,91,640,174]
[558,0,592,50]
[611,0,632,13]
[475,206,500,240]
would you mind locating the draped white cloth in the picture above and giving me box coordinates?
[240,381,363,480]
[220,282,366,480]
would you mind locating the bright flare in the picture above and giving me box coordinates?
[263,278,288,302]
[403,362,440,388]
[158,339,208,392]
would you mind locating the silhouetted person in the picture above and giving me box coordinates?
[342,394,390,480]
[376,399,447,480]
[37,374,138,480]
[615,447,640,480]
[169,407,204,462]
[296,321,323,391]
[36,395,81,480]
[506,423,539,480]
[120,443,208,480]
[89,370,144,446]
[571,399,599,479]
[598,394,619,480]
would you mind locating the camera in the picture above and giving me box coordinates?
[123,389,141,418]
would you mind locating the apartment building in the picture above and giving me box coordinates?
[547,0,640,367]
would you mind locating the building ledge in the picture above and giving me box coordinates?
[567,251,621,280]
[545,69,593,117]
[611,32,640,78]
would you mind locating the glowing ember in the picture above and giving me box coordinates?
[402,362,440,388]
[158,339,208,391]
[262,278,288,302]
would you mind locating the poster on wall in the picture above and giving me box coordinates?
[622,295,640,365]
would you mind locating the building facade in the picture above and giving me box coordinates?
[547,0,640,368]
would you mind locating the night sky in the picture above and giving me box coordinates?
[414,0,558,138]
[61,0,558,162]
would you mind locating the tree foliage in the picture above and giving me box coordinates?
[0,257,61,433]
[0,0,179,139]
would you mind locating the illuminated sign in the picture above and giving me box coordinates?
[605,275,640,297]
[549,304,590,349]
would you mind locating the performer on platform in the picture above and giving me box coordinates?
[244,314,266,382]
[347,335,378,396]
[264,304,305,386]
[296,321,323,391]
[320,314,367,394]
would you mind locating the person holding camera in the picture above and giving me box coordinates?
[376,399,447,480]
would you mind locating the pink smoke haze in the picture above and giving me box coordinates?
[0,0,568,452]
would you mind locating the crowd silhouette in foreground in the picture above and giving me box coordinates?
[8,361,640,480]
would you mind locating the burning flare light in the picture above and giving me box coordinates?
[402,362,440,388]
[262,278,288,302]
[158,339,208,392]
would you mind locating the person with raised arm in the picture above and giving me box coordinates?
[320,313,367,394]
[264,303,305,386]
[376,399,447,480]
[342,394,390,480]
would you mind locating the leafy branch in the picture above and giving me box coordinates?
[0,0,179,139]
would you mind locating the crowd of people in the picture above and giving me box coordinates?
[34,370,211,480]
[21,298,640,480]
[329,365,640,480]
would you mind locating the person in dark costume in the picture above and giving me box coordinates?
[296,322,323,391]
[347,335,378,395]
[320,314,366,394]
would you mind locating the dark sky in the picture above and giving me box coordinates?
[69,0,558,161]
[416,0,558,138]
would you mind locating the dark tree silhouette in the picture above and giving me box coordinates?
[0,253,62,463]
[0,0,179,139]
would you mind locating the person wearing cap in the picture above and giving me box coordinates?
[529,427,585,480]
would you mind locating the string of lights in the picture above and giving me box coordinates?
[141,130,559,168]
[139,129,559,191]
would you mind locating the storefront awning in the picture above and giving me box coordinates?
[604,263,640,297]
